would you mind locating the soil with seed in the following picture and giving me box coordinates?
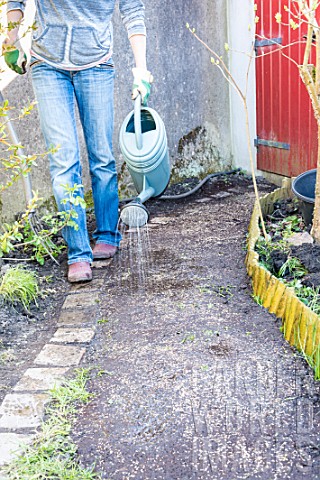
[69,173,320,480]
[1,173,320,478]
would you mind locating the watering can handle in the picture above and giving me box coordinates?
[134,94,143,150]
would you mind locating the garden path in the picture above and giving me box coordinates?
[71,176,320,480]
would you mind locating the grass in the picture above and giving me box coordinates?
[0,266,39,309]
[3,368,100,480]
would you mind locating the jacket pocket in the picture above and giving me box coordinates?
[70,27,111,66]
[32,25,68,63]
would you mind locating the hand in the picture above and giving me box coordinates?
[2,38,27,75]
[131,67,153,106]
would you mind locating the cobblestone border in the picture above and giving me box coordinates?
[0,276,102,472]
[246,179,320,359]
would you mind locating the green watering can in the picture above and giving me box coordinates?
[119,95,171,227]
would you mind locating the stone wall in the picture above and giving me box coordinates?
[0,0,232,220]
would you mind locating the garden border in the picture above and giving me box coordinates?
[246,179,320,359]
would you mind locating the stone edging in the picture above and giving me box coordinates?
[245,180,320,359]
[0,274,105,474]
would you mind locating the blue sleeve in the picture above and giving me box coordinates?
[119,0,146,38]
[7,0,26,13]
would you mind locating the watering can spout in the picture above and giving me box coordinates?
[120,199,149,228]
[120,183,155,228]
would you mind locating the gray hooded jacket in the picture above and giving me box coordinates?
[7,0,146,69]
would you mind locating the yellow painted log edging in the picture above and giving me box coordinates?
[246,181,320,360]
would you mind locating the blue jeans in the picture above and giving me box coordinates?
[31,60,122,265]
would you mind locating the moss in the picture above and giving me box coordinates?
[170,124,233,184]
[84,190,94,209]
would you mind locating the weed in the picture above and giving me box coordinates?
[4,368,100,479]
[0,266,39,309]
[204,329,214,336]
[278,256,307,279]
[198,283,236,298]
[255,236,288,272]
[181,333,196,344]
[200,365,209,371]
[0,348,15,365]
[252,294,263,306]
[213,285,235,298]
[177,303,185,310]
[97,318,109,325]
[285,280,320,315]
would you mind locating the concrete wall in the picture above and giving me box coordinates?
[0,0,232,220]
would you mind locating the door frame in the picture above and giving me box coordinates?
[227,0,259,173]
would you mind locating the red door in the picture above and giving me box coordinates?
[255,0,318,177]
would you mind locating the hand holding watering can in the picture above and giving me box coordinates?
[119,82,171,228]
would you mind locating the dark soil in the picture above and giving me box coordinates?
[0,258,69,404]
[69,173,320,480]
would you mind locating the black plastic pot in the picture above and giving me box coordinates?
[292,168,316,226]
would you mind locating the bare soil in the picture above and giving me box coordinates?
[69,173,320,480]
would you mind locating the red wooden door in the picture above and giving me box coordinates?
[255,0,318,177]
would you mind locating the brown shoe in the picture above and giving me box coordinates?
[92,243,118,260]
[68,261,92,283]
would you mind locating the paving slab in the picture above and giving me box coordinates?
[50,328,95,344]
[13,367,68,392]
[70,278,105,291]
[91,259,113,269]
[0,433,34,467]
[58,308,96,326]
[34,344,86,367]
[62,292,100,309]
[0,393,48,429]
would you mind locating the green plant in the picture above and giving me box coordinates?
[3,368,100,479]
[97,318,109,325]
[255,236,289,269]
[0,348,15,365]
[278,256,307,279]
[0,183,86,264]
[0,266,39,309]
[293,282,320,315]
[181,333,196,344]
[252,294,263,306]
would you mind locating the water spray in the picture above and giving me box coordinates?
[119,95,170,228]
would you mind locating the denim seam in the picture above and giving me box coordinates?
[95,240,120,247]
[68,257,92,266]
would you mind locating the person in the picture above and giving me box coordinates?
[3,0,152,283]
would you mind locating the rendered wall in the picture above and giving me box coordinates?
[0,0,232,220]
